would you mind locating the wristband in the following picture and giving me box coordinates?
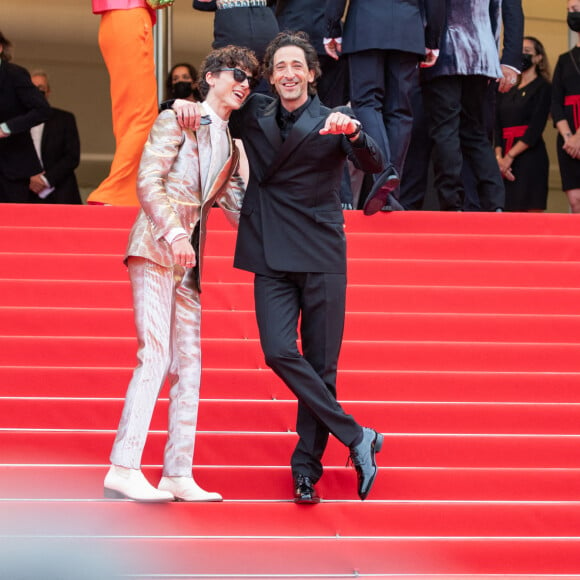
[345,124,361,140]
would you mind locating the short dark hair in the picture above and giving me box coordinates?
[262,31,321,96]
[198,45,260,99]
[0,30,13,62]
[164,62,200,100]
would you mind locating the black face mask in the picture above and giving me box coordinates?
[171,81,194,99]
[521,53,534,72]
[568,12,580,32]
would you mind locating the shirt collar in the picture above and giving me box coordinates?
[202,101,229,132]
[279,96,311,123]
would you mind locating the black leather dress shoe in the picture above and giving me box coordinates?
[293,474,320,504]
[349,427,384,500]
[363,167,401,216]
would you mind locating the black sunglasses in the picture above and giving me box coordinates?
[219,67,257,89]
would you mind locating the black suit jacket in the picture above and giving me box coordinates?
[193,0,279,62]
[230,94,384,275]
[40,107,82,204]
[325,0,445,56]
[0,62,49,181]
[274,0,325,55]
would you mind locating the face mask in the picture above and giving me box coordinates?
[568,12,580,32]
[172,81,194,99]
[521,53,534,72]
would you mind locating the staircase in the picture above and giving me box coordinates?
[2,204,580,579]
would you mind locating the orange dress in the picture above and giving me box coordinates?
[88,2,158,206]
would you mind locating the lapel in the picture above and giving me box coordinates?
[195,124,212,198]
[257,99,282,151]
[202,130,238,208]
[261,96,323,183]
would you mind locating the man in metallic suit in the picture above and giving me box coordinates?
[104,45,259,502]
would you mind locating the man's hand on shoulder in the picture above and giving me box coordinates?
[319,112,361,141]
[172,99,204,131]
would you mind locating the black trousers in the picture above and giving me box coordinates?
[422,74,505,211]
[254,271,361,482]
[318,54,350,109]
[349,49,419,178]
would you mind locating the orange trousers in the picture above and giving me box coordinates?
[88,8,158,206]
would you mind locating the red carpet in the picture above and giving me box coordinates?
[1,204,580,578]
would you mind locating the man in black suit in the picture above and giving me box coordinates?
[30,71,82,205]
[274,0,354,208]
[0,31,50,203]
[325,0,445,215]
[173,31,385,502]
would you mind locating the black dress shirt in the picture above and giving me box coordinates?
[277,97,311,141]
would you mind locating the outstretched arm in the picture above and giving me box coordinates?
[320,111,384,174]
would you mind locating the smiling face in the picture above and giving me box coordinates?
[269,45,315,112]
[204,66,252,120]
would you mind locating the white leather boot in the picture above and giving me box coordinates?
[158,476,223,502]
[104,465,174,502]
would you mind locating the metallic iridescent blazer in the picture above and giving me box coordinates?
[125,109,244,277]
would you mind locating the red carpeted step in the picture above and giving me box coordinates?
[4,252,580,288]
[0,203,138,228]
[4,202,580,235]
[2,366,579,403]
[4,501,580,541]
[0,306,259,339]
[4,398,580,436]
[4,464,580,501]
[3,205,580,578]
[345,232,580,261]
[3,534,580,577]
[5,307,580,344]
[2,336,580,372]
[2,431,580,468]
[4,279,580,313]
[6,224,580,262]
[0,227,129,254]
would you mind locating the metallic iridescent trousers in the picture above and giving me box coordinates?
[110,257,202,476]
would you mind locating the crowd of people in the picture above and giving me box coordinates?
[2,0,580,503]
[1,2,580,211]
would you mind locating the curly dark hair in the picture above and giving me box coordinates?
[198,45,260,99]
[0,30,13,62]
[262,31,321,96]
[164,62,200,100]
